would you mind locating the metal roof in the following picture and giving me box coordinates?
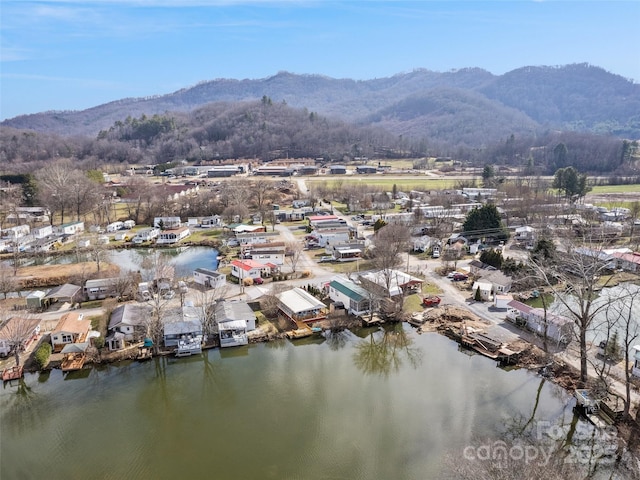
[277,288,325,314]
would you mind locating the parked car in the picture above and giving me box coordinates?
[253,277,264,285]
[318,256,334,263]
[422,296,441,307]
[451,273,468,282]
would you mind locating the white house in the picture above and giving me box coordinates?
[106,221,124,233]
[235,231,280,246]
[1,224,30,239]
[105,304,151,350]
[230,259,271,281]
[359,269,423,297]
[244,242,286,265]
[306,229,351,248]
[277,287,327,324]
[506,300,573,344]
[471,280,493,302]
[154,216,182,229]
[123,220,136,229]
[328,276,371,316]
[50,312,91,352]
[193,268,227,289]
[58,221,85,236]
[163,306,203,348]
[31,225,53,239]
[132,228,160,244]
[215,300,257,348]
[156,227,191,245]
[84,278,119,300]
[479,270,512,295]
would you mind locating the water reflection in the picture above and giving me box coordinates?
[353,323,423,377]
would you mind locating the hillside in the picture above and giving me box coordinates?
[3,64,639,144]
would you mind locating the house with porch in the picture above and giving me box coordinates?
[84,278,119,300]
[154,216,182,229]
[328,276,371,316]
[478,270,512,295]
[193,268,227,289]
[244,242,286,265]
[156,227,191,245]
[163,306,203,349]
[215,300,257,347]
[277,287,327,324]
[50,312,92,352]
[359,269,423,297]
[230,259,272,282]
[132,228,160,244]
[0,317,41,357]
[105,304,151,351]
[506,300,573,344]
[235,231,280,246]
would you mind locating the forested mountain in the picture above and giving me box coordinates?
[3,64,639,145]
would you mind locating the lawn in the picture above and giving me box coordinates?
[589,184,640,194]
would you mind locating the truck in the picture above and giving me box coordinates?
[422,296,441,307]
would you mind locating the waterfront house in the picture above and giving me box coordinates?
[215,300,257,348]
[156,227,191,245]
[132,228,160,244]
[105,304,151,350]
[506,300,573,344]
[193,268,227,289]
[57,221,84,236]
[230,259,271,282]
[359,269,423,297]
[328,276,371,316]
[84,278,119,300]
[277,287,327,324]
[163,306,203,349]
[44,283,82,305]
[0,317,41,357]
[60,341,90,371]
[50,312,91,352]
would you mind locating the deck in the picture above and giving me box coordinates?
[61,353,86,371]
[2,365,24,381]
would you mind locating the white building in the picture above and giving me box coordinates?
[106,221,124,233]
[57,221,84,236]
[156,227,191,244]
[154,217,182,229]
[132,228,160,244]
[215,300,257,348]
[193,268,227,289]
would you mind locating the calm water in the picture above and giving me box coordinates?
[17,246,219,278]
[1,328,584,480]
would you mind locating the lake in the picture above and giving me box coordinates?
[0,326,598,479]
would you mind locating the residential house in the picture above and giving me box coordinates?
[156,227,191,245]
[359,269,423,297]
[50,312,91,352]
[478,270,512,295]
[44,283,82,305]
[233,224,266,234]
[471,280,493,302]
[329,165,347,174]
[277,287,327,324]
[31,225,53,239]
[514,226,536,244]
[57,221,84,236]
[154,217,182,229]
[163,306,203,348]
[0,317,41,357]
[230,259,272,282]
[106,221,124,233]
[328,276,371,316]
[1,224,30,240]
[105,304,151,350]
[469,260,497,276]
[84,278,119,300]
[506,300,573,344]
[612,251,640,273]
[332,246,362,262]
[215,300,257,347]
[235,231,280,246]
[244,242,286,265]
[193,268,227,289]
[306,228,351,248]
[132,228,160,244]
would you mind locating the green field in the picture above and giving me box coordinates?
[307,177,457,191]
[589,184,640,194]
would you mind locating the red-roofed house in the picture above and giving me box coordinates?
[613,252,640,273]
[230,259,272,282]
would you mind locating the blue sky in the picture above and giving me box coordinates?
[1,1,639,120]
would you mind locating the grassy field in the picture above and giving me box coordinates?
[307,177,458,191]
[589,184,640,194]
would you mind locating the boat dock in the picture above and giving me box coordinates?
[2,365,24,382]
[459,328,520,363]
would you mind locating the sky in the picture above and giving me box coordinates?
[1,0,639,120]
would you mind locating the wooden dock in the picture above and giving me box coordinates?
[61,353,86,372]
[2,365,24,382]
[460,330,520,363]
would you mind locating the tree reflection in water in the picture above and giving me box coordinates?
[353,323,422,377]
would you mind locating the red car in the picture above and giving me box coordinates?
[422,296,441,307]
[451,273,468,282]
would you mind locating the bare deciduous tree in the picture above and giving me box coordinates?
[0,311,40,367]
[285,241,303,273]
[371,223,411,292]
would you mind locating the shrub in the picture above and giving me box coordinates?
[34,343,52,369]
